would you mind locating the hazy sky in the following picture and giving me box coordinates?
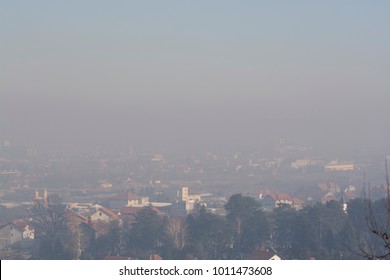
[1,1,389,154]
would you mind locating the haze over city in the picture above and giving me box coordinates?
[1,1,389,155]
[1,0,390,261]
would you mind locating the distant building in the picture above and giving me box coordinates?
[89,207,119,223]
[99,181,113,189]
[27,147,37,158]
[103,192,149,210]
[321,192,337,204]
[291,159,311,169]
[258,189,304,210]
[181,187,189,201]
[1,141,36,160]
[0,220,34,248]
[170,187,204,212]
[261,195,277,210]
[151,154,165,163]
[325,161,354,171]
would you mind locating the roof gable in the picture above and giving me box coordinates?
[93,207,119,219]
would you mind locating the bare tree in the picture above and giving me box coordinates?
[362,159,390,259]
[33,195,67,238]
[32,194,71,259]
[165,217,188,250]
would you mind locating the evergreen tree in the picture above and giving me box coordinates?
[186,206,233,259]
[225,194,269,259]
[127,206,165,259]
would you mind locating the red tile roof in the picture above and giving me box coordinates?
[276,193,292,201]
[13,220,28,229]
[64,210,88,225]
[292,197,304,206]
[259,189,304,206]
[0,221,25,232]
[321,192,337,204]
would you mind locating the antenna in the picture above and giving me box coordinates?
[279,137,285,160]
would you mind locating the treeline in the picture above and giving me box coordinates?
[33,194,389,260]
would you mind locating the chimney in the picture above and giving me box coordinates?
[43,189,48,204]
[34,190,39,200]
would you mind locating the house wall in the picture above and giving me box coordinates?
[261,195,276,209]
[90,210,111,223]
[0,224,23,247]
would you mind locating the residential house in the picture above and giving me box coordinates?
[261,194,277,210]
[63,210,89,232]
[259,190,304,210]
[89,207,119,223]
[321,192,337,204]
[0,220,34,248]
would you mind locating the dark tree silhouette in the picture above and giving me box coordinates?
[32,194,71,259]
[127,206,165,258]
[225,194,269,259]
[186,206,233,259]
